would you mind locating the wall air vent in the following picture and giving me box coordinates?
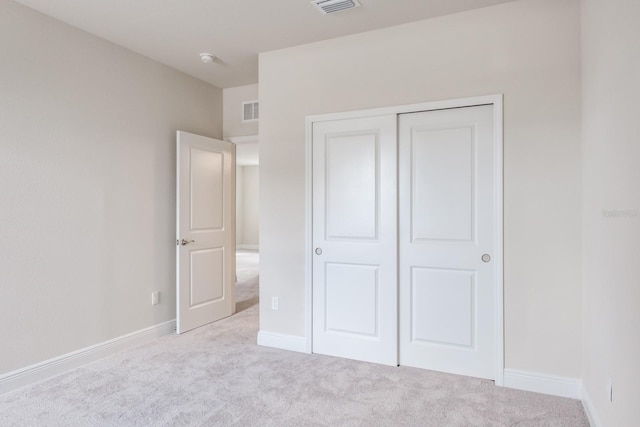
[312,0,361,15]
[242,100,259,122]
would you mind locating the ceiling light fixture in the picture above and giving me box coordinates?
[200,53,216,64]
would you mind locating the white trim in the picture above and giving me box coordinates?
[226,135,259,144]
[304,117,314,354]
[0,320,176,395]
[503,369,582,399]
[306,95,500,123]
[304,94,504,380]
[257,331,307,353]
[237,244,259,251]
[493,95,505,386]
[582,386,603,427]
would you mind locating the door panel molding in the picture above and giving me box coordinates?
[304,95,503,385]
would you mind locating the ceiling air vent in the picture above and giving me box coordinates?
[242,100,259,122]
[312,0,361,15]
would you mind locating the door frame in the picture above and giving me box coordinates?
[304,94,505,386]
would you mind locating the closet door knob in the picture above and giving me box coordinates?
[481,254,491,263]
[315,248,323,255]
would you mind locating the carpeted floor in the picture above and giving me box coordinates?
[0,250,589,426]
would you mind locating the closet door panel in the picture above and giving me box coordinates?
[399,105,496,380]
[312,115,397,366]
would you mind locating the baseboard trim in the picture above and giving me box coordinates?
[237,244,259,251]
[257,331,307,353]
[581,386,603,427]
[503,368,582,399]
[0,319,176,395]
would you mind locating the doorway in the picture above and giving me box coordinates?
[234,136,260,314]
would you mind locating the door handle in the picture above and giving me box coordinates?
[315,248,322,255]
[481,254,491,263]
[181,239,195,246]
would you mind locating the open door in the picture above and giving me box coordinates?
[176,131,235,334]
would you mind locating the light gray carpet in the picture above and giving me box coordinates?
[0,250,588,426]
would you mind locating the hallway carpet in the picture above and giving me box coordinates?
[0,251,588,426]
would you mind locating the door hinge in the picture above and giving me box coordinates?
[176,239,179,246]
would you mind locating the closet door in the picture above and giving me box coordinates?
[312,115,397,366]
[398,105,496,379]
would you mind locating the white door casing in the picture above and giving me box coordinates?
[176,131,235,334]
[311,115,398,366]
[398,105,496,379]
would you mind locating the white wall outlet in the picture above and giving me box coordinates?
[151,291,160,306]
[607,375,613,402]
[271,297,279,310]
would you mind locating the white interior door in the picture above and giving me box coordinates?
[176,131,235,334]
[398,105,496,379]
[312,115,397,366]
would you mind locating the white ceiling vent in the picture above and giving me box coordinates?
[312,0,361,15]
[242,100,259,122]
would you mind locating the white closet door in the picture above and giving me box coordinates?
[312,115,397,366]
[399,105,496,379]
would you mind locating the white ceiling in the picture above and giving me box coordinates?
[14,0,514,88]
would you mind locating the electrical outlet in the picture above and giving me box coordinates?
[607,375,613,402]
[151,291,160,305]
[272,297,279,310]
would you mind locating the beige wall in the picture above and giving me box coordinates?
[223,84,259,138]
[0,1,222,374]
[582,0,640,424]
[236,167,245,245]
[260,0,582,377]
[241,166,260,247]
[236,165,260,248]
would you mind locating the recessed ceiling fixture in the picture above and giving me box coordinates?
[200,53,216,64]
[311,0,361,15]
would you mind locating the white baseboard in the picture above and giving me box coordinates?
[237,244,259,251]
[257,331,307,353]
[0,319,176,395]
[503,368,582,399]
[581,386,603,427]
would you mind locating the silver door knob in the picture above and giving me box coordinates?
[315,248,322,255]
[181,239,195,246]
[481,254,491,263]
